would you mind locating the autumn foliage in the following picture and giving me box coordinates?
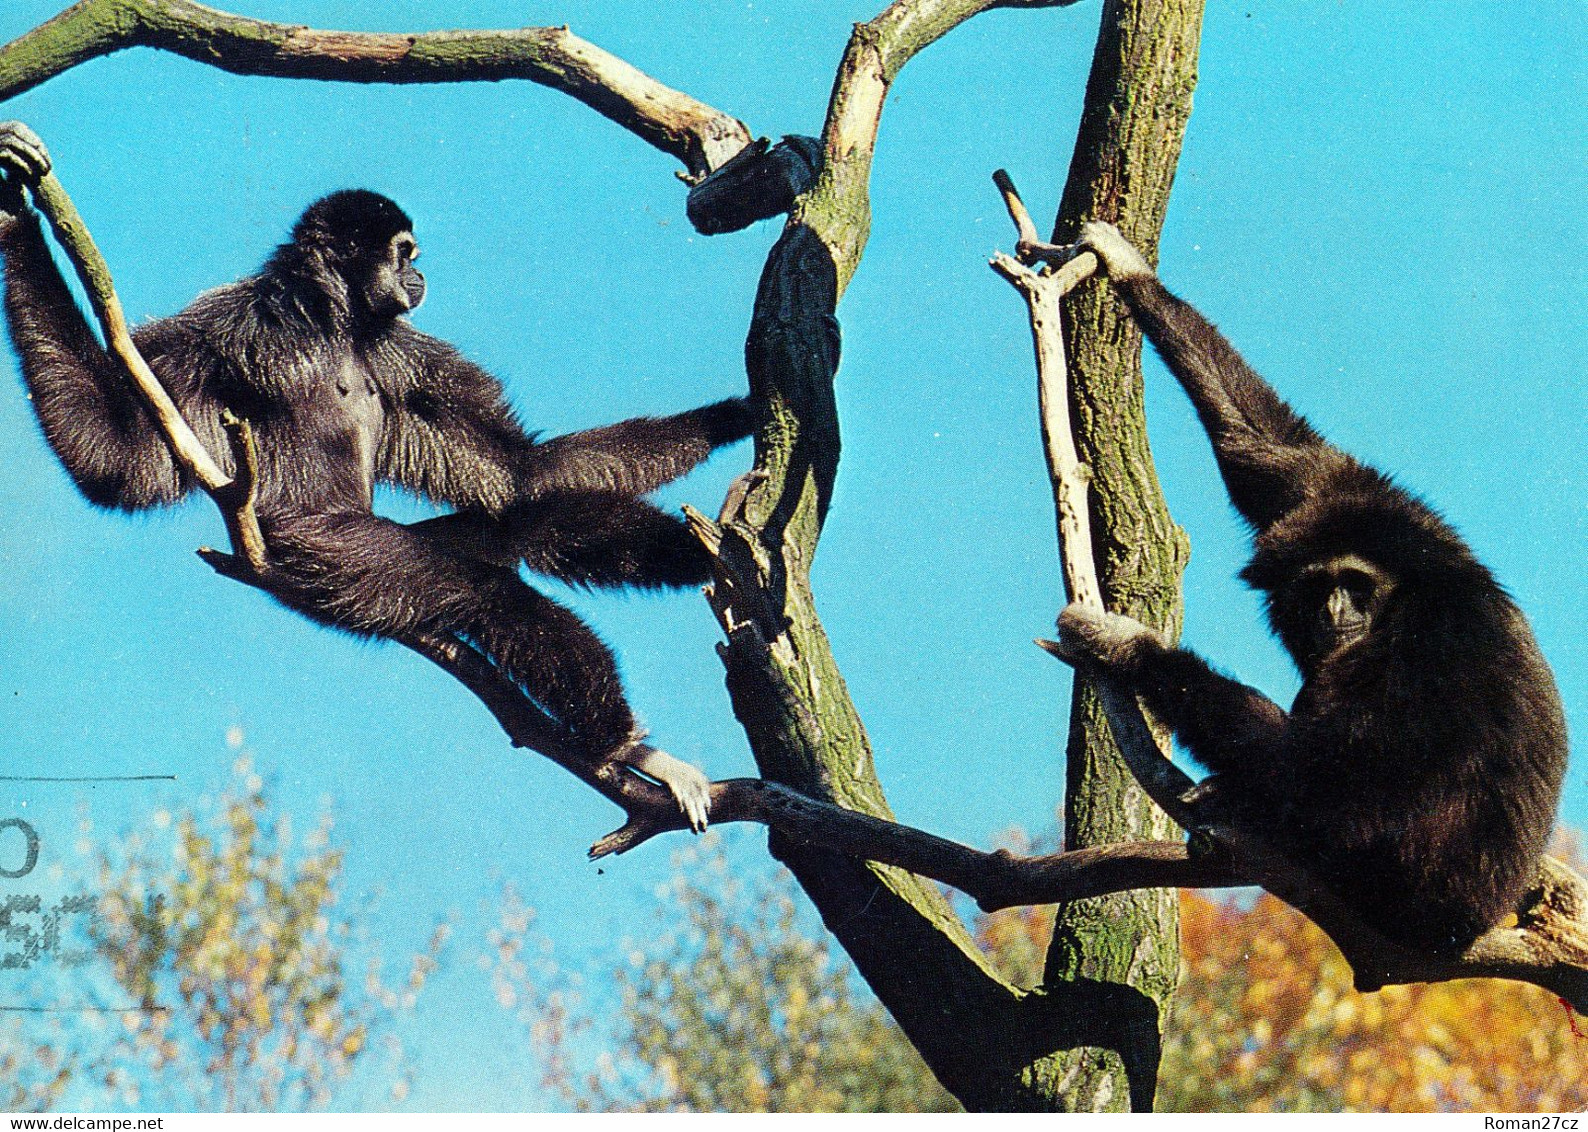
[491,835,958,1112]
[88,752,445,1110]
[486,827,1588,1112]
[1155,889,1588,1112]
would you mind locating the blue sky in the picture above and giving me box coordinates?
[0,0,1583,1111]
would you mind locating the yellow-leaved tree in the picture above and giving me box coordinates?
[84,752,446,1111]
[1157,885,1588,1112]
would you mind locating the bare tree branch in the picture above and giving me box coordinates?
[991,168,1097,280]
[10,5,1582,1115]
[0,0,751,182]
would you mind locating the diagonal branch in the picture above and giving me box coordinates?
[0,0,751,182]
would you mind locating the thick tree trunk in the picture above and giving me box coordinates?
[702,5,1105,1109]
[1035,0,1204,1112]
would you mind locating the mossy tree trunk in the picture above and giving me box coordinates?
[707,0,1204,1110]
[1035,0,1204,1111]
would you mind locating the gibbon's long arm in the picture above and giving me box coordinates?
[373,321,542,514]
[0,209,230,509]
[1078,221,1351,531]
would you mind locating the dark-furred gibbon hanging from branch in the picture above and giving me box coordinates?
[1049,221,1568,954]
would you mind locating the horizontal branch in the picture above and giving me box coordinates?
[0,0,751,181]
[423,630,1588,1012]
[392,592,1238,901]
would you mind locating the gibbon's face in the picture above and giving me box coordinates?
[1285,553,1396,665]
[361,229,426,319]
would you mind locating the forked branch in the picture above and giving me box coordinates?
[26,0,1579,1017]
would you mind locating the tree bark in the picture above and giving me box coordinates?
[1035,0,1205,1111]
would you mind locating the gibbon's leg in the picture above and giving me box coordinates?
[261,510,711,829]
[1077,221,1349,530]
[409,493,712,590]
[1050,603,1289,778]
[521,397,757,497]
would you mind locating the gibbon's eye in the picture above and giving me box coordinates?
[393,235,418,265]
[1337,567,1378,609]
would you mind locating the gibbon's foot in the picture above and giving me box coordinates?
[0,121,49,218]
[0,122,50,184]
[720,467,769,522]
[622,743,712,833]
[1076,220,1152,281]
[1048,602,1165,674]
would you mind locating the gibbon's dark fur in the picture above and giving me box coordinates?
[1059,223,1566,953]
[0,183,755,764]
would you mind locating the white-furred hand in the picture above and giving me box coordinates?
[1077,220,1152,280]
[1051,602,1163,671]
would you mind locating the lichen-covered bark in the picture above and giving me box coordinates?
[1035,0,1205,1112]
[709,3,1023,1102]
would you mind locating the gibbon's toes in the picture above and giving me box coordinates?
[623,744,712,833]
[678,780,712,835]
[0,122,51,182]
[663,758,713,834]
